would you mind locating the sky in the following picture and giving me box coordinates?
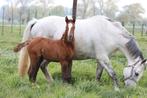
[0,0,147,17]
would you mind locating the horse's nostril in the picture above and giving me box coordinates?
[135,72,139,76]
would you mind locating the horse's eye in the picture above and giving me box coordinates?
[135,72,139,76]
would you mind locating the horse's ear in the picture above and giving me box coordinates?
[65,16,68,23]
[141,59,147,64]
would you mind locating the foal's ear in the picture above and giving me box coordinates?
[72,18,76,23]
[141,59,147,64]
[65,16,68,23]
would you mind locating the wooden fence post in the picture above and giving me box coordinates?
[11,6,13,33]
[132,23,135,35]
[35,8,38,18]
[1,7,5,35]
[121,21,124,26]
[19,11,22,35]
[141,24,144,36]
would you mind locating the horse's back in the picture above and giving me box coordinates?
[29,15,130,59]
[31,16,65,38]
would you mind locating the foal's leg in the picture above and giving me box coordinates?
[97,56,119,91]
[40,60,53,83]
[68,60,72,80]
[60,60,72,83]
[28,55,42,83]
[96,61,104,81]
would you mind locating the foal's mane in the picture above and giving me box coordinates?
[126,38,143,59]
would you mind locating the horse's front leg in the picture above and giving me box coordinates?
[68,60,72,79]
[96,61,104,81]
[40,60,53,83]
[60,60,72,83]
[98,58,119,91]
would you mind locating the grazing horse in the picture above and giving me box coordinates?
[14,16,75,83]
[18,15,147,90]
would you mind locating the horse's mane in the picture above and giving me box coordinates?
[126,38,144,60]
[105,17,134,39]
[104,17,144,59]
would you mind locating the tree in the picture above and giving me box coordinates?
[117,3,145,23]
[72,0,78,19]
[97,0,104,15]
[77,0,96,18]
[103,0,118,19]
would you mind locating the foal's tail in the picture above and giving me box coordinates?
[18,19,37,77]
[14,41,30,52]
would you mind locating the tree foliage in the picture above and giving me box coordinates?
[117,3,145,23]
[103,0,118,19]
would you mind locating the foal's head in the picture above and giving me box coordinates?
[63,16,75,42]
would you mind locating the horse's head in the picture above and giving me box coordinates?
[65,16,75,42]
[123,59,147,87]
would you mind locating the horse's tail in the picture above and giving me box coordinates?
[14,41,30,52]
[18,19,37,77]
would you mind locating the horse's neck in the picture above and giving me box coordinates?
[121,48,139,65]
[119,38,143,65]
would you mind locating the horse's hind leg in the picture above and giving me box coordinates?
[28,55,42,83]
[40,60,53,83]
[96,61,104,81]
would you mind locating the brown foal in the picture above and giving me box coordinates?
[14,16,75,83]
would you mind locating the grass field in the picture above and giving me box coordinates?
[1,26,147,98]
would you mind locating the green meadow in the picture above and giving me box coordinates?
[0,26,147,98]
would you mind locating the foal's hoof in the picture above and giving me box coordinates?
[47,79,54,84]
[96,79,101,82]
[63,78,72,84]
[114,86,120,92]
[31,83,40,88]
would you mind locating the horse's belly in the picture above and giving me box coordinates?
[73,44,96,60]
[73,53,95,60]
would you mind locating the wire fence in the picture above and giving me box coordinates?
[124,23,147,36]
[0,7,147,36]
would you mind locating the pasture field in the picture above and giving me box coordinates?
[0,26,147,98]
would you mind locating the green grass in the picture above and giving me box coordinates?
[1,26,147,98]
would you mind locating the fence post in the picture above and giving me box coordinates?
[146,24,147,36]
[141,24,144,36]
[132,23,135,35]
[27,8,30,22]
[121,21,124,26]
[11,6,13,33]
[1,7,5,35]
[35,8,37,18]
[19,11,22,35]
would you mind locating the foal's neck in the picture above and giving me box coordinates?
[61,31,68,41]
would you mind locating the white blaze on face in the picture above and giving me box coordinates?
[68,22,73,37]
